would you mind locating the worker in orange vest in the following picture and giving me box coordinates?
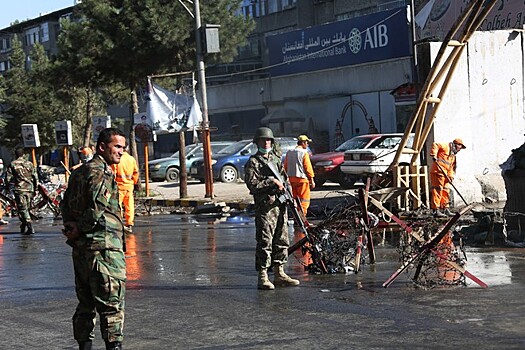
[284,135,315,216]
[429,138,466,217]
[113,147,139,232]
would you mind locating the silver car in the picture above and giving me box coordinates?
[340,133,415,177]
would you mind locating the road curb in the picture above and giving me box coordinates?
[139,197,254,211]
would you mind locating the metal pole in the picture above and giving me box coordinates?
[194,0,214,198]
[63,146,69,182]
[179,131,188,198]
[144,143,150,197]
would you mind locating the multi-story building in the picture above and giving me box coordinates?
[207,0,421,152]
[0,6,75,75]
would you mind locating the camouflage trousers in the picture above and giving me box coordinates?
[255,204,289,270]
[14,191,33,223]
[72,248,126,344]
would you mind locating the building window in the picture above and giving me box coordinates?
[0,37,11,53]
[25,27,40,46]
[41,23,49,42]
[0,60,10,72]
[268,0,278,13]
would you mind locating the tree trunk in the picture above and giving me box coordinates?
[83,88,93,146]
[129,84,139,161]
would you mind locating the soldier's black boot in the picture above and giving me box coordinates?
[78,340,93,350]
[105,341,123,350]
[26,222,35,235]
[20,222,27,234]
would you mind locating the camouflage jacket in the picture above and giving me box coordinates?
[6,156,38,193]
[244,152,286,209]
[60,154,124,251]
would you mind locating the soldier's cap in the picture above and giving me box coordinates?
[297,135,312,142]
[453,138,466,149]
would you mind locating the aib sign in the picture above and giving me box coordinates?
[267,8,411,76]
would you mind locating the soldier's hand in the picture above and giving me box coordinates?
[272,178,285,191]
[310,179,315,189]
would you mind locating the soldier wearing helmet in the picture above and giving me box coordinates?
[244,127,300,290]
[429,138,466,217]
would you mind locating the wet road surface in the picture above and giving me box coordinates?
[0,214,524,349]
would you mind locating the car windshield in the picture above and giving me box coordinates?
[217,140,251,155]
[170,144,199,158]
[335,136,376,152]
[368,135,413,149]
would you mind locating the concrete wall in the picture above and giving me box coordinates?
[427,30,525,204]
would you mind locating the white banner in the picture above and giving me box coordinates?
[146,79,202,133]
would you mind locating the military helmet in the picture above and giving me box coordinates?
[253,127,274,143]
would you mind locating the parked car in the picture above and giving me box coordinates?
[340,133,415,184]
[190,137,298,183]
[147,141,234,182]
[310,135,385,188]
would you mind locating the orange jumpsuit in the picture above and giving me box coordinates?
[113,151,139,227]
[284,146,315,215]
[429,142,456,210]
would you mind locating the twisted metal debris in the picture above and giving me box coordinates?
[292,190,485,289]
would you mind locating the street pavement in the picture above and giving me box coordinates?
[0,212,524,349]
[1,179,523,349]
[143,179,353,209]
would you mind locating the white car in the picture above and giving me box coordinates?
[340,133,415,176]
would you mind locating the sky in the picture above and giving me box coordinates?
[0,0,76,29]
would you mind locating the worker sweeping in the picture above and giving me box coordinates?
[429,138,466,217]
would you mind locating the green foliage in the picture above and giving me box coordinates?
[73,0,254,85]
[0,75,6,129]
[0,37,81,154]
[1,0,254,157]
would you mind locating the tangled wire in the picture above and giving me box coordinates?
[294,191,377,274]
[295,190,469,288]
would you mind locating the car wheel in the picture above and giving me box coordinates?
[165,168,180,182]
[339,174,356,189]
[220,165,238,183]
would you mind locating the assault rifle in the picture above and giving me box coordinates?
[266,161,309,243]
[266,161,324,270]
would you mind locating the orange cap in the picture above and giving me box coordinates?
[453,138,466,149]
[80,146,93,155]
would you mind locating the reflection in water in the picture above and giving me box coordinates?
[125,233,143,281]
[207,227,219,284]
[466,251,512,286]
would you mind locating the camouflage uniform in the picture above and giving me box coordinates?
[244,152,289,270]
[6,155,37,226]
[60,154,126,345]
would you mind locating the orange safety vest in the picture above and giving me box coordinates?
[430,142,456,178]
[113,152,139,189]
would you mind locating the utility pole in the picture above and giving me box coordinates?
[193,0,214,198]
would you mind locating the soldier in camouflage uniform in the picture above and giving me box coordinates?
[6,147,38,234]
[60,128,126,350]
[244,127,300,290]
